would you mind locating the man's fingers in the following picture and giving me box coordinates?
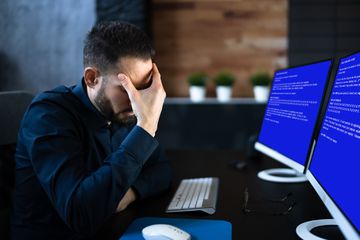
[151,63,163,88]
[118,74,137,99]
[152,63,161,80]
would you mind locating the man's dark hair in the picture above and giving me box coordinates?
[83,21,155,73]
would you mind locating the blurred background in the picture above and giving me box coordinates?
[1,0,359,97]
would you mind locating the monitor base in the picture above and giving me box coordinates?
[257,168,307,183]
[296,219,337,240]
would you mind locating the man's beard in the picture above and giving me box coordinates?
[94,84,137,127]
[119,114,137,127]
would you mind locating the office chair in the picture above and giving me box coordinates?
[0,91,33,240]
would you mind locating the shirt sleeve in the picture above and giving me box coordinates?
[131,145,173,200]
[20,100,158,236]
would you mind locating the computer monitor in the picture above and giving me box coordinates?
[296,52,360,240]
[254,60,333,183]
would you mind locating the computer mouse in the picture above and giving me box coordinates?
[142,224,191,240]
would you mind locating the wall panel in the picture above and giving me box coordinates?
[152,0,288,97]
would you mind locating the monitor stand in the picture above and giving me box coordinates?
[257,168,307,183]
[296,219,337,240]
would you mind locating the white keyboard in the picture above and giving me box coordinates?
[166,177,219,214]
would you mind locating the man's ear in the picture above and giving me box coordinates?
[84,67,100,88]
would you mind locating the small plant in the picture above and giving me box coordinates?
[214,72,235,86]
[187,73,207,86]
[250,72,272,86]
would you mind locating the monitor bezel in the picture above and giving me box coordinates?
[255,58,333,174]
[305,51,360,239]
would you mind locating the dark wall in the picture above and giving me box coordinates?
[0,0,95,93]
[96,0,151,36]
[289,0,360,66]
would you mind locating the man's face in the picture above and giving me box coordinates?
[94,57,153,125]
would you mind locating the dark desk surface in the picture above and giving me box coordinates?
[96,150,344,240]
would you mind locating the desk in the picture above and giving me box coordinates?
[96,150,344,240]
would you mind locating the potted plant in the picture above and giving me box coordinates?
[214,71,235,102]
[250,72,271,102]
[188,73,207,102]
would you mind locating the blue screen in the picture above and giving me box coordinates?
[258,60,332,166]
[310,52,360,232]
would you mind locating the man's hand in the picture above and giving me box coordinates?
[118,63,166,137]
[116,188,137,212]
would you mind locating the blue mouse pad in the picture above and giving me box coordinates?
[119,217,232,240]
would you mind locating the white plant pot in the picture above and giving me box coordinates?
[189,86,206,102]
[216,86,232,102]
[253,86,270,102]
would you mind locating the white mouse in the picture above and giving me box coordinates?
[142,224,191,240]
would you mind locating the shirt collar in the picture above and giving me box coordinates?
[72,78,109,129]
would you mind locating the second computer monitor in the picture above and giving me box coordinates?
[255,60,332,178]
[297,51,360,240]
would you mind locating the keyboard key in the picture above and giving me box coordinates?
[195,179,207,208]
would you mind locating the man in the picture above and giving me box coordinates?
[11,21,172,239]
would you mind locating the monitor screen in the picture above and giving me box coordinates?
[307,52,360,238]
[255,60,332,172]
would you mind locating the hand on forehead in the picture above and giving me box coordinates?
[117,57,153,90]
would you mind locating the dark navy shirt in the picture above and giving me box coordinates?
[11,80,172,239]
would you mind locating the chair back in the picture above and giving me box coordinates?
[0,91,33,239]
